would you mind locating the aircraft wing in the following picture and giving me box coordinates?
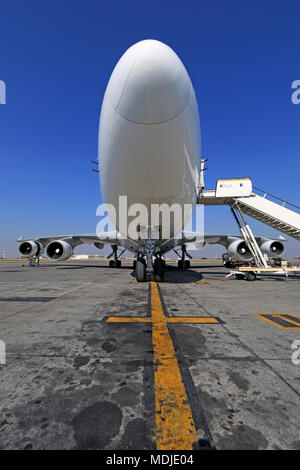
[203,234,286,247]
[172,232,286,250]
[172,232,241,249]
[17,230,286,260]
[16,231,122,259]
[17,231,119,248]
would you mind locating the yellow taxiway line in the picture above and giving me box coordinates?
[106,281,221,449]
[150,281,198,450]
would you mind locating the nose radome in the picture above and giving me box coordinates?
[106,40,192,124]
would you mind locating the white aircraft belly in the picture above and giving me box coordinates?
[99,40,201,238]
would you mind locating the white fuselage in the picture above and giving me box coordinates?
[98,40,201,245]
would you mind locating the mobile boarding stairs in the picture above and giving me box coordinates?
[197,174,300,281]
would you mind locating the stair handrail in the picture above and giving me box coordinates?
[252,186,300,213]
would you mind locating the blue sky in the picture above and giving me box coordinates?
[1,0,300,257]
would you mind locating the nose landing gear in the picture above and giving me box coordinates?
[134,239,165,282]
[135,256,165,282]
[153,257,165,282]
[136,257,146,282]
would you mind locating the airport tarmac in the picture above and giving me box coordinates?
[0,259,299,450]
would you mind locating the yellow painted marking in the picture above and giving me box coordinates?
[150,282,198,450]
[275,316,299,327]
[106,282,221,449]
[254,313,300,330]
[107,317,152,323]
[107,316,217,324]
[166,317,218,323]
[277,313,300,327]
[194,280,212,285]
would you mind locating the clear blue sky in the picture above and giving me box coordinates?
[1,0,300,257]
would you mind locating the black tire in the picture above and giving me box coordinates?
[133,260,136,270]
[183,260,190,269]
[235,273,244,280]
[154,258,165,282]
[109,260,121,268]
[178,260,183,270]
[225,261,234,269]
[245,271,256,281]
[136,258,146,282]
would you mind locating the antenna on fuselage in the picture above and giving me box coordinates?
[91,159,100,173]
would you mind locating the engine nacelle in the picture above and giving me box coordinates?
[94,242,104,250]
[19,241,44,258]
[259,240,284,257]
[46,240,73,261]
[227,239,253,262]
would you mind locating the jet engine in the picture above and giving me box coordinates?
[45,240,73,261]
[259,240,285,257]
[19,241,44,258]
[227,239,253,262]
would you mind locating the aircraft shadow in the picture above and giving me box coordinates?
[129,265,203,283]
[39,262,203,283]
[164,269,203,283]
[56,264,133,270]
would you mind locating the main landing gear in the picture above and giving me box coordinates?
[109,259,121,268]
[178,259,190,270]
[177,245,191,270]
[108,245,124,268]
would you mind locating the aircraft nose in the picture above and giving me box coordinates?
[106,40,192,124]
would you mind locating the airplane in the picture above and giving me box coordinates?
[17,40,285,282]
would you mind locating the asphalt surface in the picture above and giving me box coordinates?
[0,259,299,450]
